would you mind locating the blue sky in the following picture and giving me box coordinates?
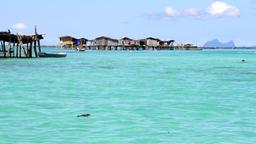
[0,0,255,46]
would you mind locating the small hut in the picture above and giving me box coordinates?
[94,36,118,50]
[59,36,76,48]
[159,40,175,46]
[75,38,88,48]
[95,36,118,46]
[183,44,198,49]
[145,37,161,47]
[158,40,175,50]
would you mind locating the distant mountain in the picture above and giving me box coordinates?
[204,39,236,48]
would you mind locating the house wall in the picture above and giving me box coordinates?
[146,39,159,47]
[60,37,74,45]
[61,40,74,45]
[160,41,169,47]
[107,40,118,46]
[95,39,107,46]
[95,38,118,46]
[119,39,136,46]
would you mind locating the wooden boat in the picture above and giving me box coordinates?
[38,52,67,58]
[76,47,86,52]
[78,48,86,52]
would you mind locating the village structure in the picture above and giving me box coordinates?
[1,27,200,59]
[59,36,200,51]
[0,28,43,58]
[59,36,87,49]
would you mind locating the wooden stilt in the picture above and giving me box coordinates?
[3,41,6,58]
[0,41,2,53]
[26,43,29,58]
[17,34,28,58]
[29,42,33,58]
[16,43,19,58]
[37,40,41,53]
[34,40,38,57]
[8,43,11,57]
[19,44,22,58]
[8,31,12,58]
[12,43,15,58]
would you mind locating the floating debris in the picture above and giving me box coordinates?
[77,114,91,118]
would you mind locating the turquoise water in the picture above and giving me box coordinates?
[1,49,256,143]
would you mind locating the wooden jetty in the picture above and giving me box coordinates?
[0,28,43,58]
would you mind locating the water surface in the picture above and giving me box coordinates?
[0,49,256,143]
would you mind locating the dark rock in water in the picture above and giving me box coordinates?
[77,114,91,117]
[204,39,236,48]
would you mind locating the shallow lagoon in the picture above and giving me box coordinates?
[0,49,256,143]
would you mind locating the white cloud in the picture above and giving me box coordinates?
[207,1,240,16]
[184,8,200,16]
[164,7,201,17]
[13,23,28,29]
[161,1,240,18]
[164,6,180,17]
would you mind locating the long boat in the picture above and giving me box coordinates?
[38,52,67,58]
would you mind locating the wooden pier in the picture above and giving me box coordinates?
[86,45,175,51]
[0,28,43,58]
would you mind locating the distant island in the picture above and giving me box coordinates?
[204,39,236,48]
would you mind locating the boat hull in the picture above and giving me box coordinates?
[38,52,67,58]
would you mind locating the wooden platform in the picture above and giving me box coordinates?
[85,45,175,51]
[0,29,43,58]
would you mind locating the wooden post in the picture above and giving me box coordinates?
[34,25,41,53]
[0,41,2,54]
[23,45,27,58]
[12,43,15,58]
[26,43,29,58]
[19,44,22,58]
[29,42,33,58]
[37,40,41,53]
[3,41,6,58]
[8,30,12,58]
[8,43,11,57]
[33,40,38,57]
[16,43,19,58]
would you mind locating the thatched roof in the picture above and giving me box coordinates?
[121,37,134,41]
[59,36,88,42]
[95,36,118,42]
[80,38,88,41]
[146,37,161,41]
[59,36,76,41]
